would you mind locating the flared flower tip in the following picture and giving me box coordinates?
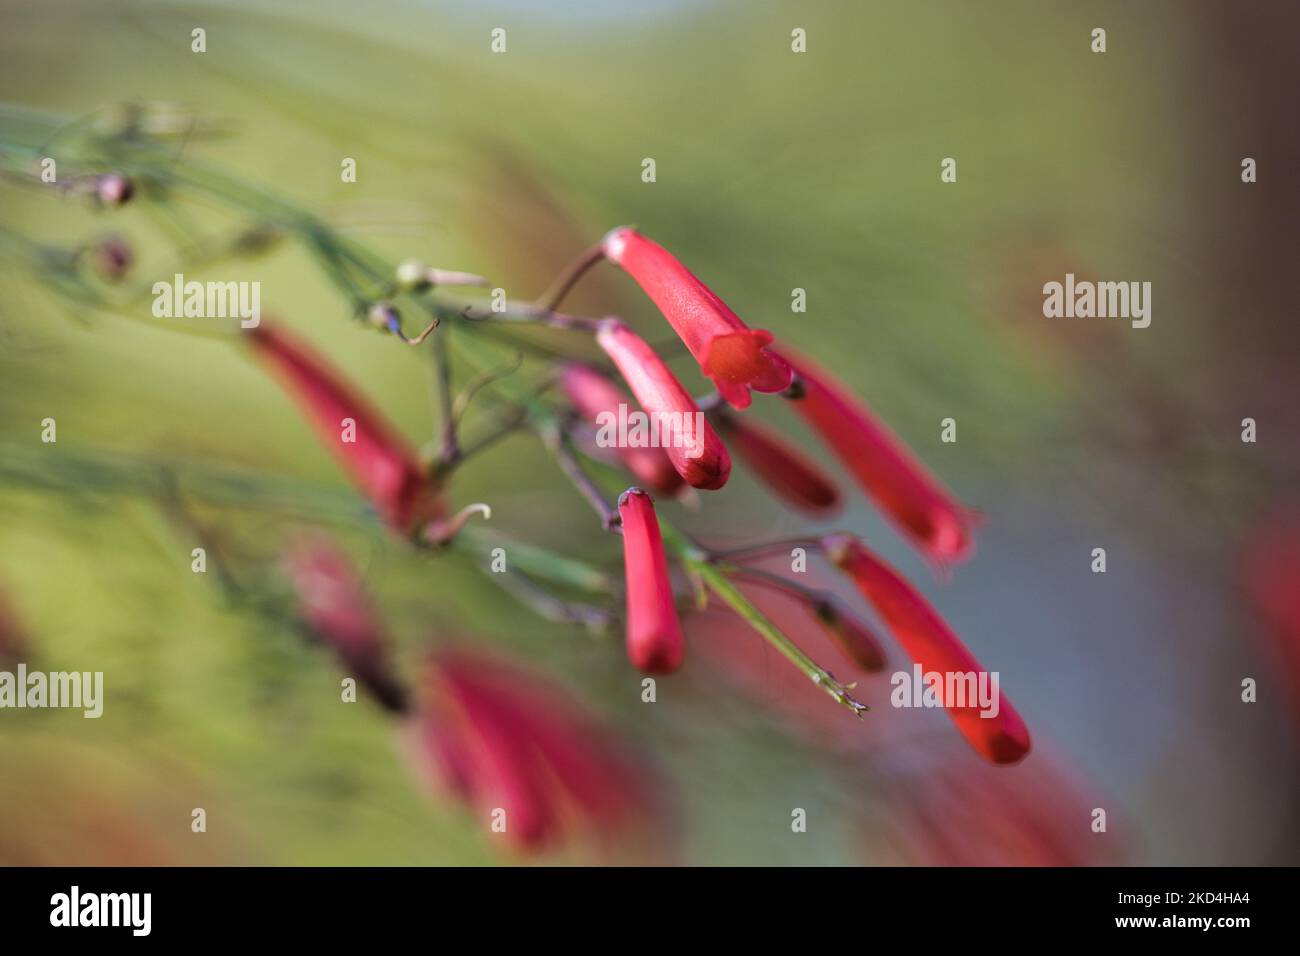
[600,227,792,410]
[701,331,794,410]
[617,488,686,674]
[822,533,1030,764]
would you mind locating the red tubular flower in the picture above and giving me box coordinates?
[618,488,686,674]
[247,324,444,533]
[715,412,840,515]
[595,318,731,490]
[602,226,792,409]
[823,534,1030,764]
[410,649,653,853]
[778,347,980,568]
[559,363,685,496]
[810,599,887,673]
[282,539,409,714]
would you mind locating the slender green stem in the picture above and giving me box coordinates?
[658,525,868,716]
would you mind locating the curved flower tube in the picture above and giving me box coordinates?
[602,226,792,409]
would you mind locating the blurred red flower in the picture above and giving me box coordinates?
[247,324,444,533]
[408,649,657,854]
[779,347,979,568]
[715,411,840,515]
[282,538,409,714]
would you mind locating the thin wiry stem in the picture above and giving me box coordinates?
[547,427,621,531]
[534,241,606,313]
[706,537,826,564]
[660,525,868,717]
[728,565,833,606]
[435,408,529,476]
[458,300,603,334]
[429,320,458,462]
[450,351,525,428]
[483,567,612,634]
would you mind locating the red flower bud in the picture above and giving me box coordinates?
[823,534,1030,764]
[595,318,730,490]
[602,227,792,409]
[618,488,685,674]
[780,347,979,567]
[282,539,409,714]
[559,363,685,496]
[412,650,653,853]
[715,413,840,515]
[247,324,444,533]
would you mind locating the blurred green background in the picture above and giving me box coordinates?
[1,0,1297,864]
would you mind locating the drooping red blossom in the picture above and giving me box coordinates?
[247,324,444,532]
[618,488,686,674]
[602,226,792,409]
[559,363,685,496]
[823,534,1030,764]
[809,599,887,673]
[409,649,654,853]
[595,318,730,490]
[282,538,409,714]
[778,347,980,568]
[715,412,840,515]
